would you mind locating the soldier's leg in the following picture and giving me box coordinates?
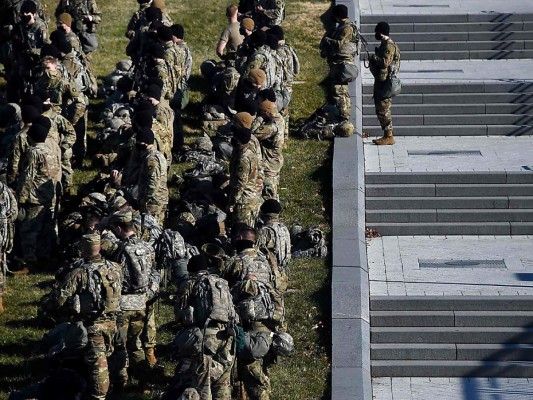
[61,149,74,193]
[85,321,115,400]
[142,301,157,366]
[331,84,351,121]
[111,311,130,386]
[262,174,279,200]
[127,309,147,375]
[18,205,45,265]
[373,97,394,145]
[241,358,271,400]
[232,203,255,227]
[212,337,234,400]
[72,110,88,165]
[36,206,57,264]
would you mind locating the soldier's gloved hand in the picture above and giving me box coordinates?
[17,206,26,222]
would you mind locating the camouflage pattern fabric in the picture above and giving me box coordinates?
[240,357,271,400]
[55,0,102,34]
[374,97,392,131]
[114,308,147,383]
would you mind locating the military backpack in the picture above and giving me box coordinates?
[190,274,237,325]
[78,259,122,318]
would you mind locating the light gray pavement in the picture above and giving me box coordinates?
[367,236,533,296]
[361,59,533,86]
[360,0,533,16]
[373,377,533,400]
[364,136,533,173]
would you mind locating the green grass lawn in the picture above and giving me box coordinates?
[0,0,333,398]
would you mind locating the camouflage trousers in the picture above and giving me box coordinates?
[61,148,74,190]
[262,174,280,201]
[240,357,271,400]
[144,203,167,227]
[373,96,393,132]
[18,204,57,265]
[331,84,350,120]
[84,318,117,400]
[72,110,88,162]
[192,330,234,400]
[232,198,261,227]
[143,300,157,349]
[115,309,147,383]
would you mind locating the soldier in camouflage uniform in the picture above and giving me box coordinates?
[55,0,101,53]
[0,182,18,313]
[126,0,172,40]
[369,22,400,146]
[16,118,62,269]
[252,100,284,200]
[34,55,87,164]
[143,83,174,162]
[319,4,358,121]
[108,210,160,384]
[174,254,236,399]
[227,112,263,227]
[244,30,278,91]
[132,105,173,164]
[252,0,284,28]
[40,234,122,400]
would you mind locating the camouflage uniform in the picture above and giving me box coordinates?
[275,42,299,141]
[55,0,101,53]
[154,100,175,162]
[0,182,17,309]
[245,46,278,90]
[126,5,172,39]
[16,141,62,264]
[370,37,400,134]
[175,271,236,399]
[252,113,284,200]
[222,247,276,288]
[253,0,284,28]
[320,19,356,120]
[41,252,122,400]
[228,135,263,227]
[257,213,290,291]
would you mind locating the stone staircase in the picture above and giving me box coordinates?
[371,296,533,377]
[360,13,533,60]
[366,171,533,235]
[362,82,533,137]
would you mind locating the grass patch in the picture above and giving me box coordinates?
[0,0,333,398]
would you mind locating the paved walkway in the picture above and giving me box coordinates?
[373,377,533,400]
[364,136,533,173]
[367,236,533,296]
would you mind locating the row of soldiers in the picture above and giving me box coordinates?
[0,0,316,399]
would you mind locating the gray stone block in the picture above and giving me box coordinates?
[332,319,370,369]
[371,311,455,327]
[486,103,533,114]
[489,125,533,135]
[392,32,469,42]
[366,210,437,223]
[371,343,456,360]
[332,189,358,228]
[401,50,468,61]
[363,125,489,136]
[467,13,533,23]
[424,114,533,125]
[361,14,469,24]
[421,93,533,104]
[365,172,507,184]
[333,162,360,190]
[332,226,360,240]
[371,326,533,344]
[331,367,372,400]
[436,209,533,222]
[412,40,527,52]
[332,267,369,321]
[484,82,533,93]
[506,171,533,183]
[371,360,533,377]
[366,222,511,236]
[366,184,435,197]
[370,296,533,312]
[366,196,509,210]
[363,114,423,126]
[436,184,533,197]
[455,311,533,327]
[510,222,533,235]
[365,103,486,115]
[332,238,366,268]
[364,93,422,105]
[509,196,533,208]
[456,344,533,361]
[469,31,533,41]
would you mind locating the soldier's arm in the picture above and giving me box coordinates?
[372,41,395,69]
[126,12,140,39]
[6,135,23,187]
[325,25,354,53]
[228,154,252,206]
[262,0,283,22]
[45,268,84,312]
[56,113,77,150]
[16,151,37,204]
[55,0,66,18]
[88,0,102,25]
[141,156,163,209]
[253,122,277,140]
[67,84,86,125]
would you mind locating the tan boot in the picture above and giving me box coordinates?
[145,348,157,367]
[0,296,3,314]
[373,130,395,145]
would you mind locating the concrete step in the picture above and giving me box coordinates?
[361,13,533,24]
[363,124,533,136]
[371,360,533,377]
[366,221,533,235]
[371,327,533,344]
[362,82,533,95]
[363,114,533,126]
[366,196,512,210]
[366,184,533,198]
[360,22,533,34]
[400,49,533,60]
[371,311,533,327]
[365,172,533,185]
[371,296,533,312]
[371,343,533,361]
[371,31,533,42]
[363,103,533,115]
[363,93,533,105]
[366,209,533,223]
[399,40,533,52]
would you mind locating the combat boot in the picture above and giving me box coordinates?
[145,348,157,366]
[373,130,395,145]
[0,297,4,314]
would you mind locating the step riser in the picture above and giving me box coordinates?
[363,125,533,136]
[371,312,533,327]
[363,104,533,115]
[361,14,533,24]
[363,114,533,126]
[365,172,533,185]
[360,22,533,34]
[398,41,533,51]
[372,329,533,344]
[366,210,533,223]
[371,296,533,311]
[366,222,533,236]
[399,49,533,60]
[362,83,533,94]
[371,361,533,377]
[366,197,528,210]
[371,345,533,361]
[366,185,533,198]
[362,32,533,42]
[363,93,533,105]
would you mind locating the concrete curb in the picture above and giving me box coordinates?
[331,0,372,398]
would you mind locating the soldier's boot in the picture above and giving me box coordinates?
[0,297,3,314]
[145,348,157,367]
[373,130,395,145]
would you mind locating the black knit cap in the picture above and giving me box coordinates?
[33,115,52,130]
[21,95,44,113]
[250,29,267,48]
[188,254,208,273]
[157,25,173,41]
[266,34,279,50]
[136,127,155,145]
[143,83,162,101]
[41,43,61,59]
[149,43,166,59]
[258,88,276,102]
[20,0,37,14]
[375,21,390,36]
[260,198,282,214]
[133,110,153,128]
[332,4,348,20]
[171,24,184,39]
[21,106,41,123]
[50,29,67,44]
[117,76,134,92]
[232,126,252,144]
[146,6,163,22]
[28,121,50,143]
[56,39,72,55]
[135,99,155,114]
[269,25,284,41]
